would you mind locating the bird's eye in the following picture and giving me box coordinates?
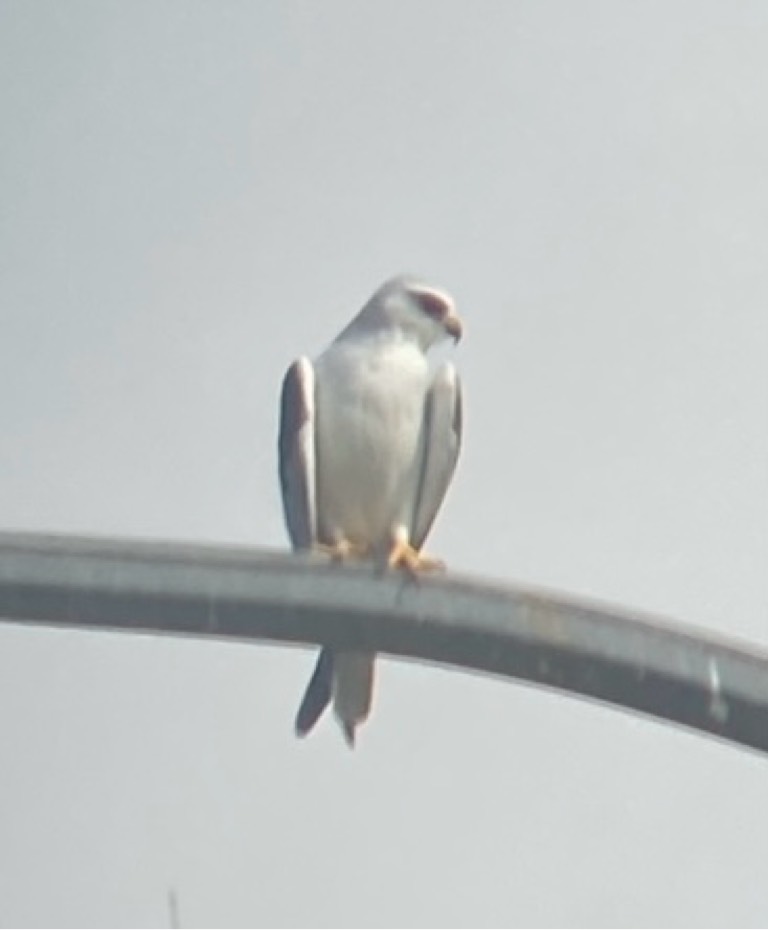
[415,289,450,323]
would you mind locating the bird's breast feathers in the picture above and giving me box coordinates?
[312,340,429,546]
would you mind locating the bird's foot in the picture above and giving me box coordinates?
[315,540,370,563]
[386,538,445,576]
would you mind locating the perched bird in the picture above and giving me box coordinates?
[278,275,463,746]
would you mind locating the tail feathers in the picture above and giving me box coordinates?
[294,649,376,747]
[294,648,334,737]
[333,652,375,749]
[341,721,356,748]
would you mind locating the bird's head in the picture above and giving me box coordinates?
[349,275,463,351]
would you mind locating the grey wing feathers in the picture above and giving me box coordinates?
[281,359,333,736]
[278,357,317,550]
[411,361,463,551]
[295,647,334,737]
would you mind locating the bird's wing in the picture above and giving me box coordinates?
[278,357,316,550]
[295,648,334,737]
[411,361,463,551]
[280,358,336,736]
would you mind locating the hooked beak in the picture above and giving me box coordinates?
[443,312,463,342]
[413,284,463,342]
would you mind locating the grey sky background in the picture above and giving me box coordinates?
[1,1,767,927]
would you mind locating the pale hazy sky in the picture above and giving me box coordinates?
[1,2,767,927]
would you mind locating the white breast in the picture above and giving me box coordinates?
[313,338,429,549]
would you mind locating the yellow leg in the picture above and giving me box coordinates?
[315,539,370,562]
[386,530,445,575]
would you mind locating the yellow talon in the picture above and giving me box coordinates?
[386,538,445,575]
[315,540,370,562]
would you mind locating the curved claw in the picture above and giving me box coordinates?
[315,540,370,562]
[386,538,445,575]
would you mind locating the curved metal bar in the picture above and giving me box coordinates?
[0,531,766,754]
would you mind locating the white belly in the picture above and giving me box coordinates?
[313,340,428,548]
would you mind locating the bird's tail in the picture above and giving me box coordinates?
[294,649,376,747]
[332,651,376,748]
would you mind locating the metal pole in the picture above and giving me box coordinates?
[0,531,766,755]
